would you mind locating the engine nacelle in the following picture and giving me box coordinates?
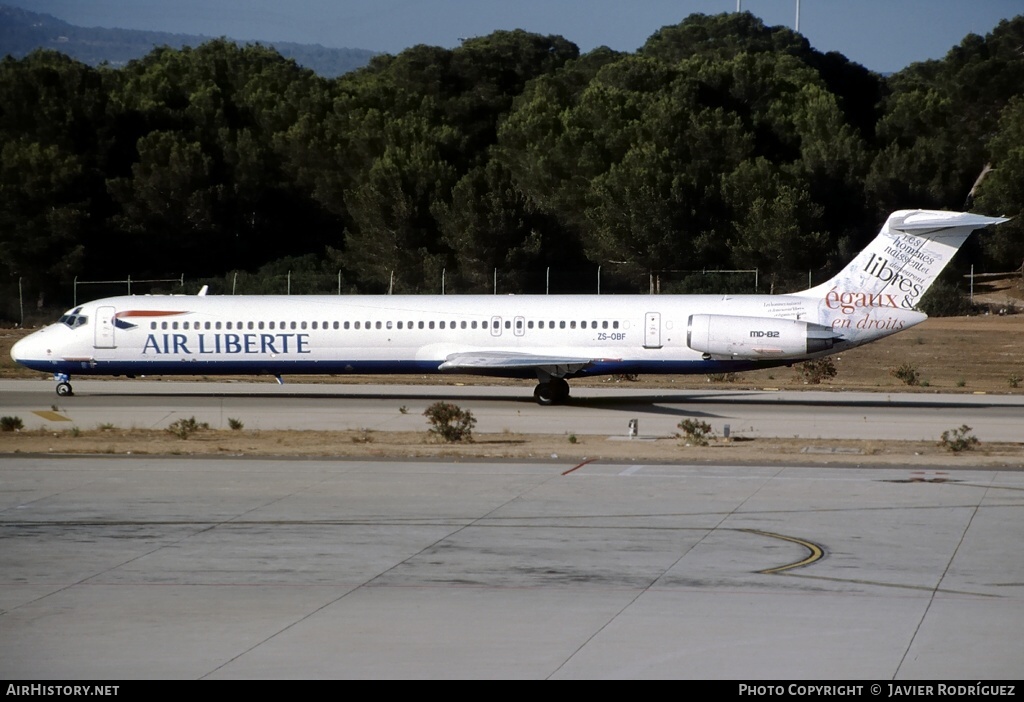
[687,314,841,360]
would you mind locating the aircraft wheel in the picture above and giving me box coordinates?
[56,382,73,397]
[533,382,556,406]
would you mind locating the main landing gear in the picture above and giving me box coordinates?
[54,373,73,397]
[533,377,570,406]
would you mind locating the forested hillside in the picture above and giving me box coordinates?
[2,12,1023,322]
[0,4,375,77]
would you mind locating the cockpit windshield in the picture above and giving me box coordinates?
[58,307,88,329]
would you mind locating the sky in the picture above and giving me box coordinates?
[6,0,1023,74]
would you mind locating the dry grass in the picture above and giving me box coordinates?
[3,426,1022,467]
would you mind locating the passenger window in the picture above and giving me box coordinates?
[570,321,576,329]
[429,321,435,329]
[559,321,566,329]
[375,321,382,329]
[151,322,157,330]
[613,321,619,329]
[354,321,361,330]
[386,321,393,330]
[471,321,477,329]
[215,322,222,330]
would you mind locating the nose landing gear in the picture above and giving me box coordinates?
[54,373,73,397]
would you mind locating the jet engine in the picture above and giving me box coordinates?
[687,314,841,360]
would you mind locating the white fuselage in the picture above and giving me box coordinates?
[12,292,873,380]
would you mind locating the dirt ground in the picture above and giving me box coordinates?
[3,427,1023,467]
[2,299,1022,465]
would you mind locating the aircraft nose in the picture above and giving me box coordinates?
[11,332,45,365]
[11,335,30,363]
[10,335,24,362]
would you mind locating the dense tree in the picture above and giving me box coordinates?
[974,95,1024,270]
[868,17,1024,217]
[2,13,1024,320]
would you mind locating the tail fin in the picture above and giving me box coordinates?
[797,209,1009,309]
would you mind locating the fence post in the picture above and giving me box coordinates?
[18,277,24,327]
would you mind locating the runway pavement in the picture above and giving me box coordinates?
[2,378,1023,442]
[0,455,1022,679]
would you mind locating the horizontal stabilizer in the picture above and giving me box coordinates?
[888,211,1009,232]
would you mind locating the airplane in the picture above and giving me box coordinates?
[10,209,1009,404]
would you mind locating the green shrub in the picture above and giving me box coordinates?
[890,363,920,386]
[423,402,476,443]
[797,357,838,384]
[916,281,975,317]
[1,416,24,432]
[166,417,209,439]
[939,425,979,453]
[228,417,244,431]
[678,418,715,446]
